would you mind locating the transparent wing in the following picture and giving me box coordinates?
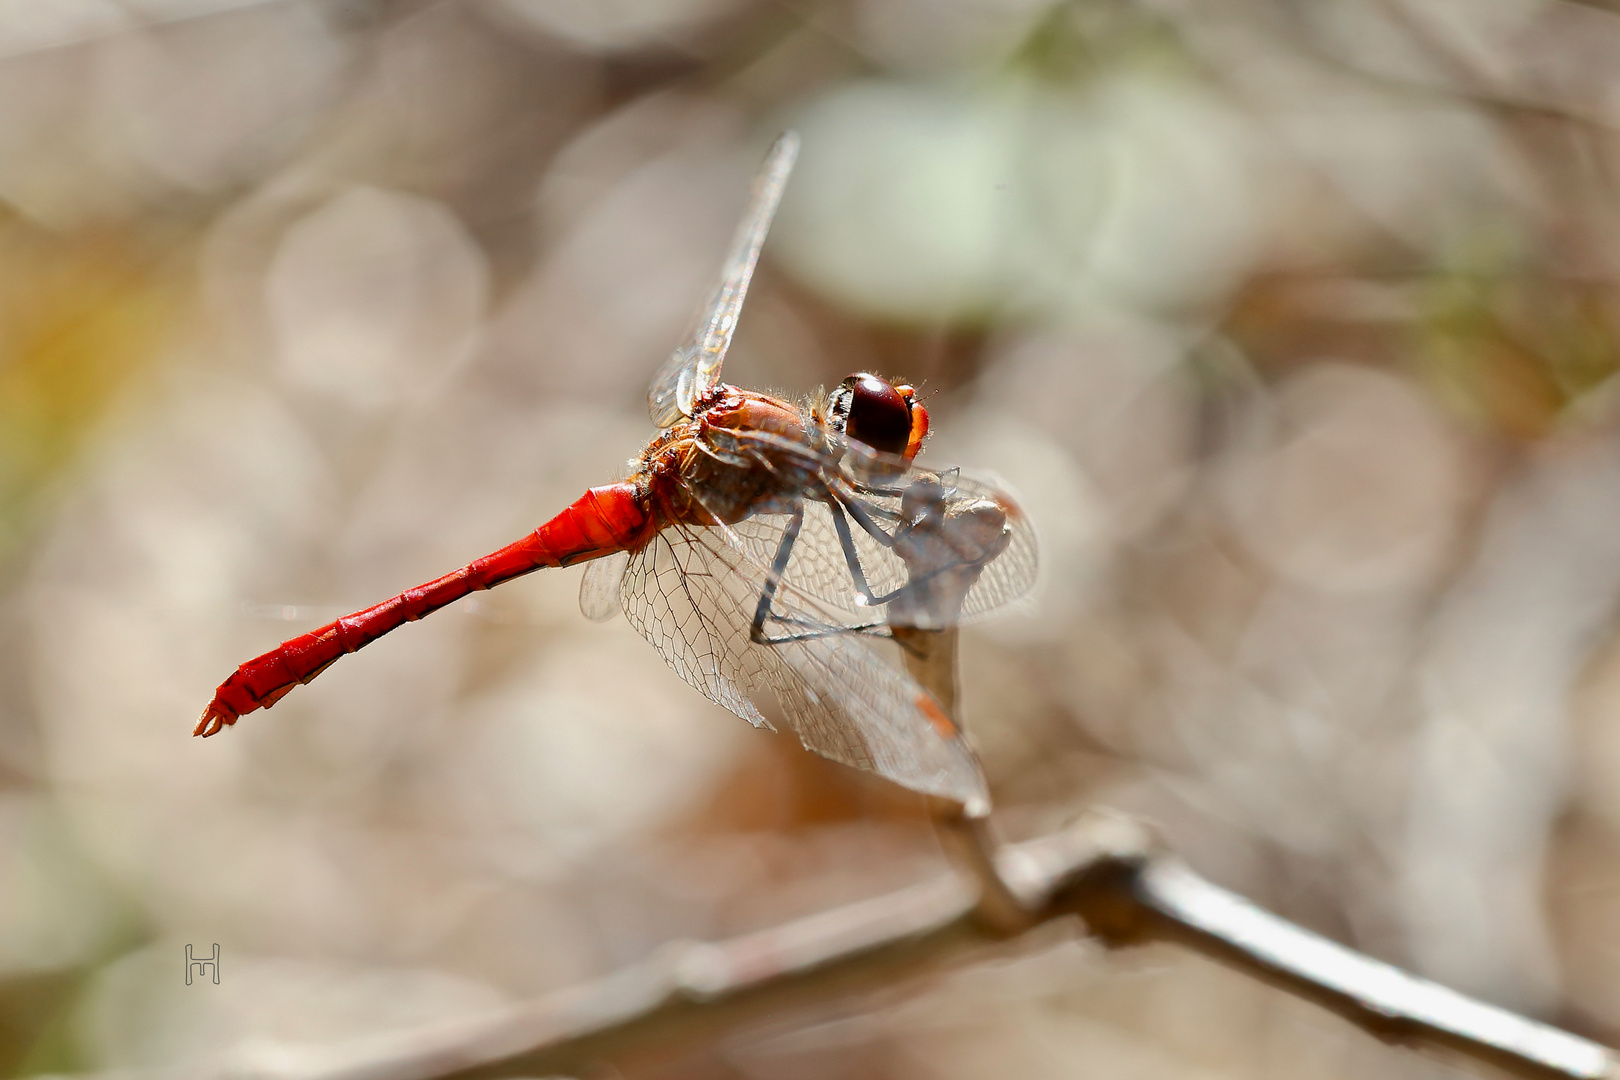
[696,428,1039,625]
[619,520,988,809]
[729,502,906,615]
[579,550,630,622]
[620,524,773,728]
[939,473,1039,622]
[647,132,800,428]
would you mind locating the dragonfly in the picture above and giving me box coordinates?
[196,132,1037,813]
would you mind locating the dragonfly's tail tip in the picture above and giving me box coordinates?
[193,704,235,738]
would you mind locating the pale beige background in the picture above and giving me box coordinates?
[2,0,1619,1076]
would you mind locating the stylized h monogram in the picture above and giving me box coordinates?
[185,944,220,985]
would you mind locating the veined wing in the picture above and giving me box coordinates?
[773,475,1036,624]
[647,132,800,428]
[619,521,772,727]
[729,503,906,615]
[619,520,988,811]
[928,472,1038,621]
[579,549,630,621]
[688,427,1039,625]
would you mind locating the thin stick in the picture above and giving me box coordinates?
[144,810,1615,1080]
[1063,852,1616,1080]
[215,813,1150,1080]
[882,514,1610,1076]
[883,480,1039,933]
[892,623,1034,934]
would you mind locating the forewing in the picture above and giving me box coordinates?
[691,428,912,613]
[618,520,988,810]
[729,501,906,616]
[681,428,1037,623]
[647,132,800,428]
[947,474,1039,620]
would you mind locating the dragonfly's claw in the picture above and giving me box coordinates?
[194,703,238,737]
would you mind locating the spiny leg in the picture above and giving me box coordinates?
[825,496,879,605]
[756,619,890,645]
[824,494,960,609]
[846,466,959,501]
[834,473,1013,625]
[749,501,887,646]
[749,501,806,646]
[828,485,970,609]
[831,482,899,548]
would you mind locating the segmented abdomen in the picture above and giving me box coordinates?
[195,483,651,736]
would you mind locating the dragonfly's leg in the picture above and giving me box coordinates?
[749,503,805,646]
[756,621,890,645]
[820,501,947,608]
[748,502,892,646]
[848,466,959,500]
[848,481,909,498]
[824,497,878,605]
[829,486,956,608]
[847,500,902,524]
[831,484,898,549]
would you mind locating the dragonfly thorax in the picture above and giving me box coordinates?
[643,387,822,527]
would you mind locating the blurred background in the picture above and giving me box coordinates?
[3,0,1620,1076]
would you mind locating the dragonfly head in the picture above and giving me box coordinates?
[828,373,929,461]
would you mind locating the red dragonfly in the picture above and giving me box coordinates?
[197,133,1036,812]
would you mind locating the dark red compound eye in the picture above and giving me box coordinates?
[838,373,914,457]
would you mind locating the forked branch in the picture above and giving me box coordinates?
[183,809,1612,1080]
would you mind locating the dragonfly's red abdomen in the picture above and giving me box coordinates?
[464,483,654,585]
[195,483,652,737]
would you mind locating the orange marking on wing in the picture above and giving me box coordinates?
[916,693,959,739]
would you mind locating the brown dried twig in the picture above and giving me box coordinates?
[194,807,1614,1080]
